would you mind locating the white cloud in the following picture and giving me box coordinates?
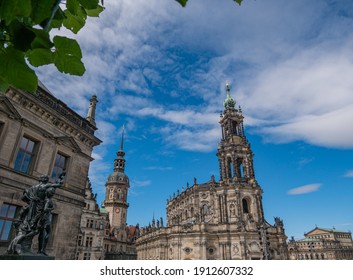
[144,166,174,171]
[132,180,152,188]
[35,0,353,153]
[94,120,119,145]
[344,170,353,178]
[240,41,353,148]
[163,126,220,152]
[288,183,322,195]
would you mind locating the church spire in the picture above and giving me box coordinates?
[114,126,126,173]
[120,124,125,151]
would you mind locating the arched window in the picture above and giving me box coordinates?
[237,159,244,179]
[231,121,238,135]
[227,157,234,178]
[242,198,250,213]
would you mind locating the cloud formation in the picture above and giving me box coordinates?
[344,170,353,178]
[36,0,353,152]
[288,183,322,195]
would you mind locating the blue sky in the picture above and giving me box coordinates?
[37,0,353,239]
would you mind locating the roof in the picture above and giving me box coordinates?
[316,227,351,233]
[306,227,351,235]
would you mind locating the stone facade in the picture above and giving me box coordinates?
[288,227,353,260]
[0,83,101,259]
[136,83,288,260]
[74,179,105,260]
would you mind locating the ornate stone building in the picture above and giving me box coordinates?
[288,227,353,260]
[0,83,101,259]
[136,83,288,260]
[102,128,137,259]
[75,178,105,260]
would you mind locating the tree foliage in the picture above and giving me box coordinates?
[0,0,104,92]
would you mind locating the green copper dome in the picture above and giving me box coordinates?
[224,83,235,109]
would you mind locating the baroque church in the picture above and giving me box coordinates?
[135,84,288,260]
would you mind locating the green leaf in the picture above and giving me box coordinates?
[234,0,243,5]
[9,20,36,52]
[30,28,54,49]
[0,47,37,92]
[27,48,53,66]
[0,76,10,93]
[63,9,86,34]
[78,0,99,10]
[30,0,56,24]
[53,36,85,75]
[0,0,32,25]
[67,0,80,15]
[85,5,104,17]
[175,0,188,7]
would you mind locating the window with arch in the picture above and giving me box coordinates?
[227,157,234,178]
[242,198,250,214]
[231,120,238,135]
[237,158,244,179]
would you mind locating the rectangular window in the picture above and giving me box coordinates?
[86,219,94,228]
[0,203,17,241]
[83,252,91,260]
[85,236,93,247]
[51,153,68,181]
[14,136,38,174]
[77,235,83,246]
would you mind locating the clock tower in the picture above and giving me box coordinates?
[104,126,130,229]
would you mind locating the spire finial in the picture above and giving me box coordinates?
[120,124,125,151]
[224,81,235,109]
[226,80,230,96]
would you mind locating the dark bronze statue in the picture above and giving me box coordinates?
[7,173,65,255]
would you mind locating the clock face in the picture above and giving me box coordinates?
[115,208,120,213]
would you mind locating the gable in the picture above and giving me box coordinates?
[306,228,331,236]
[0,95,22,120]
[56,136,82,153]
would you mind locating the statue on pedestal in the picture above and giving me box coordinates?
[7,173,65,255]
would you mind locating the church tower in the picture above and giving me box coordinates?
[104,126,130,229]
[217,82,265,226]
[218,82,256,185]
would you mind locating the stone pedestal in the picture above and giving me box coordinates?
[0,254,55,260]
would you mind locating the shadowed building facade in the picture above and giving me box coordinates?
[135,83,288,260]
[0,84,101,259]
